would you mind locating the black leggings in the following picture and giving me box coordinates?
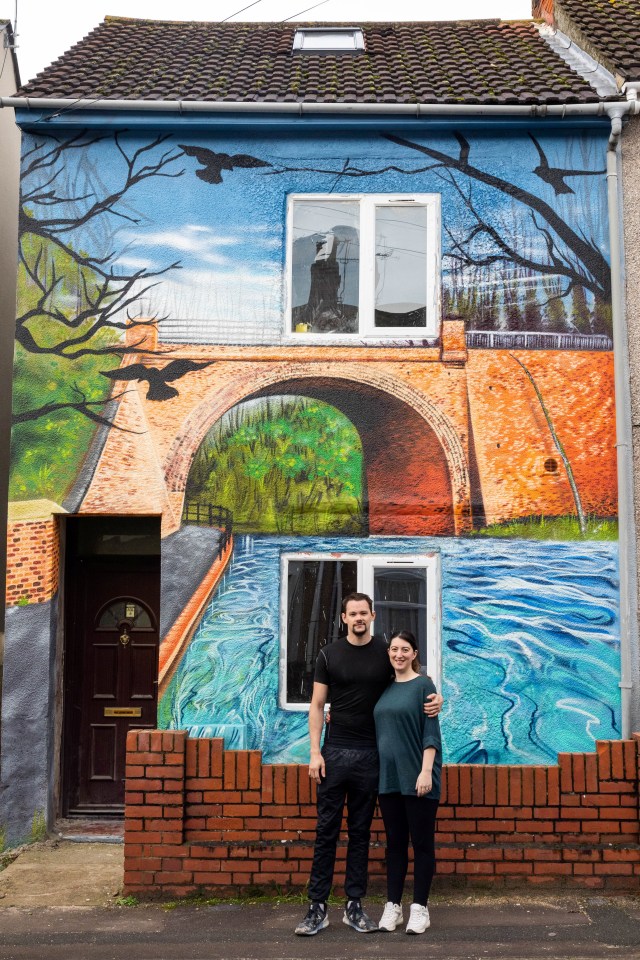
[378,793,439,906]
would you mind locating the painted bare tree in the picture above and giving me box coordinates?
[15,130,187,426]
[267,131,610,332]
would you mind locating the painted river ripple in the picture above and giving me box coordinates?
[160,534,620,764]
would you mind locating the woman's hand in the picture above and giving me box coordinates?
[424,693,444,717]
[416,770,432,796]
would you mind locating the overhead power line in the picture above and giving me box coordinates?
[282,0,330,21]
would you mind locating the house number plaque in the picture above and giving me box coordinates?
[104,707,142,717]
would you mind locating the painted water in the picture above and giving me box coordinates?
[160,534,620,765]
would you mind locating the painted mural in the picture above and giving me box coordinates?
[10,122,620,763]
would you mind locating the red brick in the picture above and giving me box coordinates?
[585,754,598,792]
[249,751,262,790]
[211,739,224,777]
[495,862,532,874]
[484,766,497,806]
[236,752,249,790]
[572,754,586,793]
[558,754,573,793]
[459,766,472,804]
[274,766,286,804]
[472,766,485,804]
[547,767,560,805]
[496,767,509,805]
[610,741,625,780]
[594,863,633,875]
[623,740,638,780]
[521,767,534,807]
[445,766,459,804]
[286,765,298,804]
[198,738,210,778]
[596,741,611,780]
[533,862,572,875]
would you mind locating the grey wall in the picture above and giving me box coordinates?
[622,117,640,735]
[0,25,20,640]
[0,600,58,845]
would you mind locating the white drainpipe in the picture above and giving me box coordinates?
[607,97,639,738]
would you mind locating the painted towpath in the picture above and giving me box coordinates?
[1,841,640,959]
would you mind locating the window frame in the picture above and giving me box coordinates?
[279,550,441,711]
[285,193,441,343]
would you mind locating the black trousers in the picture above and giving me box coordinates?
[378,792,439,906]
[307,745,379,903]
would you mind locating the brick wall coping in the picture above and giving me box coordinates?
[124,731,640,897]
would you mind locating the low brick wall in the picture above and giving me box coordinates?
[124,731,640,897]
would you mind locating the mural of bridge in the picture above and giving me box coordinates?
[77,319,617,539]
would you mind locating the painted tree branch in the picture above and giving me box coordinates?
[385,133,611,302]
[509,353,586,535]
[15,131,186,426]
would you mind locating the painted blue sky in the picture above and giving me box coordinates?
[22,126,611,339]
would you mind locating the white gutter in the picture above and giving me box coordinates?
[0,97,639,117]
[607,105,638,739]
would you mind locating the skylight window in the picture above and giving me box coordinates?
[292,28,365,54]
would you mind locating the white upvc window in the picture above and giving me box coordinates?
[279,551,441,710]
[286,193,441,341]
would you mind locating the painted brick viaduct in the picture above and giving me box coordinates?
[78,320,617,535]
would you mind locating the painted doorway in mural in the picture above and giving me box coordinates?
[62,517,161,814]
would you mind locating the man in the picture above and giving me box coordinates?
[295,592,443,936]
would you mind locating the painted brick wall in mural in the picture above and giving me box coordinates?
[13,124,619,764]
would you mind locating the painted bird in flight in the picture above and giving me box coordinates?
[529,134,606,195]
[178,144,272,183]
[101,359,213,401]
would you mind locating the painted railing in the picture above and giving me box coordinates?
[182,501,233,557]
[466,330,613,351]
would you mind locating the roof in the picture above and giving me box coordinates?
[553,0,640,82]
[17,16,606,105]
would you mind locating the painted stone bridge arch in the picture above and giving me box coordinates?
[163,361,472,536]
[80,348,474,537]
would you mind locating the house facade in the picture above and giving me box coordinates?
[1,14,639,847]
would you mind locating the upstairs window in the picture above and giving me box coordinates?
[280,551,441,709]
[292,28,365,53]
[287,194,440,340]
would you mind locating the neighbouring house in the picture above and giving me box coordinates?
[0,19,20,707]
[1,12,639,877]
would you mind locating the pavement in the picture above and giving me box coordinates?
[1,838,640,960]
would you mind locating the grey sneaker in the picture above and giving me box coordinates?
[295,902,329,936]
[379,901,403,931]
[405,902,430,934]
[343,900,378,933]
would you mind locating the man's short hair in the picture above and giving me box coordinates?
[342,592,373,614]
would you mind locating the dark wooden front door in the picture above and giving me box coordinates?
[64,550,160,813]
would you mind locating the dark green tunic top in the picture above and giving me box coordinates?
[374,675,442,800]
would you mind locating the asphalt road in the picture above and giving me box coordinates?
[1,897,640,960]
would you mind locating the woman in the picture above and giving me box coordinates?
[373,630,442,935]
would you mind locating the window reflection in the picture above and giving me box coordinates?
[291,201,360,334]
[286,559,358,701]
[373,567,428,665]
[375,205,428,327]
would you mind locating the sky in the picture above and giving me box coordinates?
[13,0,532,86]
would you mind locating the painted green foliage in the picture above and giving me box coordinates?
[185,397,366,535]
[11,233,121,500]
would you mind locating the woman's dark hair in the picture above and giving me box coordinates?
[390,630,420,672]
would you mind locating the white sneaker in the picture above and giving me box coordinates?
[378,902,403,931]
[405,903,430,934]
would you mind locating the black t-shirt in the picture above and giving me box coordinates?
[313,635,392,748]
